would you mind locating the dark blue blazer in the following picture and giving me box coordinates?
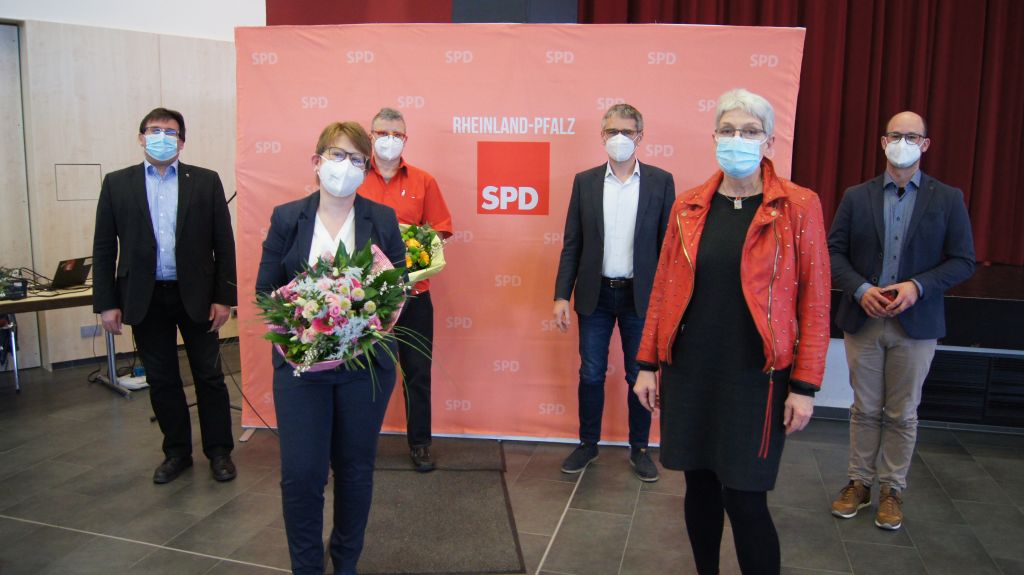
[256,192,405,371]
[554,162,676,317]
[828,172,975,339]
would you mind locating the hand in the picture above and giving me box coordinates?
[100,309,122,335]
[208,303,231,332]
[858,286,891,319]
[553,299,571,332]
[881,281,920,316]
[784,393,814,435]
[634,371,659,414]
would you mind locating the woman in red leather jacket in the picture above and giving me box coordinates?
[633,88,830,575]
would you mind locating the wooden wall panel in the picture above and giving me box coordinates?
[0,24,40,371]
[20,20,238,366]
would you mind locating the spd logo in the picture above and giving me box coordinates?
[477,142,550,215]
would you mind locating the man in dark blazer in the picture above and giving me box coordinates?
[553,103,675,482]
[93,108,238,484]
[827,111,974,530]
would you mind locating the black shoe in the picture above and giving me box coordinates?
[210,455,237,482]
[629,447,660,482]
[153,456,193,484]
[561,443,599,474]
[410,446,436,472]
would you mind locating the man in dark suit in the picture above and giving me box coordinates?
[93,107,238,484]
[553,103,676,482]
[827,111,975,530]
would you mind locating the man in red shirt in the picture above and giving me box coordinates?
[359,107,453,471]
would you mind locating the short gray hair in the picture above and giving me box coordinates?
[602,103,643,133]
[715,89,774,137]
[371,107,405,127]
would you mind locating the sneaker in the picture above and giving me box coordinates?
[410,446,436,473]
[629,447,660,482]
[560,443,598,474]
[831,480,871,518]
[875,485,903,530]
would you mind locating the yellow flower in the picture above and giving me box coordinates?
[405,238,422,249]
[418,251,430,266]
[405,255,413,268]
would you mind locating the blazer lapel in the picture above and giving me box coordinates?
[132,163,157,241]
[175,162,192,238]
[354,195,374,252]
[283,193,319,277]
[591,166,605,241]
[904,174,936,247]
[633,162,653,240]
[868,176,886,246]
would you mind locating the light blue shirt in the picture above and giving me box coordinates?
[145,160,179,281]
[854,170,923,302]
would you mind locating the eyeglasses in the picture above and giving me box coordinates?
[143,126,179,138]
[714,127,767,141]
[884,132,925,145]
[371,130,407,141]
[602,129,639,139]
[322,147,367,168]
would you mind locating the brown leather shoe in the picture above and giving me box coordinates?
[875,485,903,530]
[831,480,871,518]
[153,456,193,484]
[210,454,237,482]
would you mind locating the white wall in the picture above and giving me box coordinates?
[0,0,265,41]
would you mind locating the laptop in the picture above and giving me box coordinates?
[48,257,92,289]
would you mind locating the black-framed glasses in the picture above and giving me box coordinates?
[143,126,179,138]
[322,147,367,168]
[602,128,639,139]
[714,127,767,141]
[884,132,925,145]
[371,130,408,141]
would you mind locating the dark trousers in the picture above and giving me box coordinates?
[274,362,396,575]
[396,291,433,447]
[576,282,650,447]
[132,282,233,459]
[683,469,780,575]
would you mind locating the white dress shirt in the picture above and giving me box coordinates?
[601,160,641,278]
[308,210,356,266]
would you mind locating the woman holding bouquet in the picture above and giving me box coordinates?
[256,121,405,575]
[633,89,830,574]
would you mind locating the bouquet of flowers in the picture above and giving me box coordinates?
[400,223,447,284]
[256,241,407,376]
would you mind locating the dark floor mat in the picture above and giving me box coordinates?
[359,442,524,574]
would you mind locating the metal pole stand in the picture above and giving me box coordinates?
[95,331,132,398]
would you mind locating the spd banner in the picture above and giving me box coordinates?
[235,24,806,443]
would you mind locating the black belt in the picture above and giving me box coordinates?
[154,280,178,288]
[602,277,633,289]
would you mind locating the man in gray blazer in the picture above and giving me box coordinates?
[553,103,675,482]
[827,111,975,530]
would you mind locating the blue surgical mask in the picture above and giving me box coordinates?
[145,133,179,162]
[716,136,763,178]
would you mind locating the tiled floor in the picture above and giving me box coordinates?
[2,343,1023,574]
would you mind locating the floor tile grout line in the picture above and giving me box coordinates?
[534,467,586,575]
[0,512,291,573]
[615,478,643,575]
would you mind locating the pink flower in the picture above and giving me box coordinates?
[267,323,287,334]
[316,278,333,292]
[300,329,317,344]
[311,317,333,334]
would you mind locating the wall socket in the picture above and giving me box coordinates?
[80,324,102,338]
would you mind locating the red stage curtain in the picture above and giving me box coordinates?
[579,0,1024,265]
[266,0,453,25]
